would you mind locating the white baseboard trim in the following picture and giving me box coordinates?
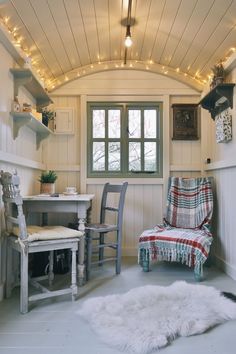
[215,255,236,281]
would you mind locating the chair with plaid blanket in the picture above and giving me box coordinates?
[138,177,213,280]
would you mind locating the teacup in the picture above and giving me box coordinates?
[65,187,76,194]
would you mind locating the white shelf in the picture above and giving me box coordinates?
[10,112,53,149]
[10,68,53,108]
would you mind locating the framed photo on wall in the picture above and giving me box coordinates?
[172,104,199,140]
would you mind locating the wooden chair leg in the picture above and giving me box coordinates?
[48,251,54,287]
[71,247,77,301]
[116,231,121,274]
[6,242,12,298]
[20,250,28,314]
[86,233,92,281]
[98,232,104,264]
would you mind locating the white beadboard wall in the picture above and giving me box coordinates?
[0,43,46,299]
[51,70,202,255]
[201,68,236,280]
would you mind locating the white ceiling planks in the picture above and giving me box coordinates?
[159,0,199,66]
[94,0,110,62]
[0,0,236,89]
[79,0,100,64]
[63,0,91,66]
[46,0,82,70]
[167,0,215,70]
[196,1,236,76]
[139,0,166,61]
[29,0,69,77]
[179,0,234,74]
[151,0,182,64]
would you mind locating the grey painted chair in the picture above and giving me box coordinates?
[0,170,83,314]
[85,182,128,281]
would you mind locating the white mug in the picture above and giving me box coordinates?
[66,186,76,194]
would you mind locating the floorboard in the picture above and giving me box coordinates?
[0,257,236,354]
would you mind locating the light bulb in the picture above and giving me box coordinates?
[124,35,132,47]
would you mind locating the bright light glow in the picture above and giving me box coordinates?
[124,35,132,47]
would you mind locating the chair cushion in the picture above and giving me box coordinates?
[139,224,213,275]
[12,225,83,242]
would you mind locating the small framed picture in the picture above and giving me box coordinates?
[172,104,199,140]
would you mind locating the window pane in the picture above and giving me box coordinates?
[144,110,156,138]
[108,142,120,171]
[129,142,141,171]
[128,110,141,138]
[93,110,105,138]
[108,110,120,138]
[144,142,156,171]
[93,142,105,170]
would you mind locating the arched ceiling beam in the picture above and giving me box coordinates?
[48,60,204,92]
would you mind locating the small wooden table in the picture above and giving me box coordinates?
[23,194,95,285]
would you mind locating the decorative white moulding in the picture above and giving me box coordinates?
[215,108,232,143]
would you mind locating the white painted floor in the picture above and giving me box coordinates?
[0,257,236,354]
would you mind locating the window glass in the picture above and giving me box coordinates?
[108,110,120,138]
[128,110,141,138]
[144,110,156,138]
[88,103,162,178]
[93,142,105,170]
[129,142,141,171]
[108,142,120,171]
[93,110,105,138]
[144,142,156,171]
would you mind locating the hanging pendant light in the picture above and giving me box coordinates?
[124,25,132,47]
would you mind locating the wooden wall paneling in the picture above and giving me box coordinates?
[132,185,145,249]
[122,183,134,253]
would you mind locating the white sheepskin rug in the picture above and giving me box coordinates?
[77,281,236,354]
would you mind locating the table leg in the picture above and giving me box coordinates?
[78,218,86,286]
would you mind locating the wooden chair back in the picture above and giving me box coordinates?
[100,182,128,231]
[0,170,27,240]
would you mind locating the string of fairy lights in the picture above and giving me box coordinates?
[1,15,235,92]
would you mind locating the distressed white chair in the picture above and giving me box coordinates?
[0,170,83,314]
[85,182,128,281]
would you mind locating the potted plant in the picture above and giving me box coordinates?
[39,170,57,194]
[40,108,55,127]
[211,62,225,88]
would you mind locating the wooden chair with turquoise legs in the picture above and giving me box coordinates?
[138,177,213,281]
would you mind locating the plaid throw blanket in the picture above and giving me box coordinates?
[165,177,213,229]
[139,177,213,276]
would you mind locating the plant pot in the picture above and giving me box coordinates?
[40,183,55,194]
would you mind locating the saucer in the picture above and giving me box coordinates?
[63,191,78,196]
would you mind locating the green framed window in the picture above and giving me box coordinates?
[87,102,163,178]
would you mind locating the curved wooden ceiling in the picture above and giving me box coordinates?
[1,0,236,91]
